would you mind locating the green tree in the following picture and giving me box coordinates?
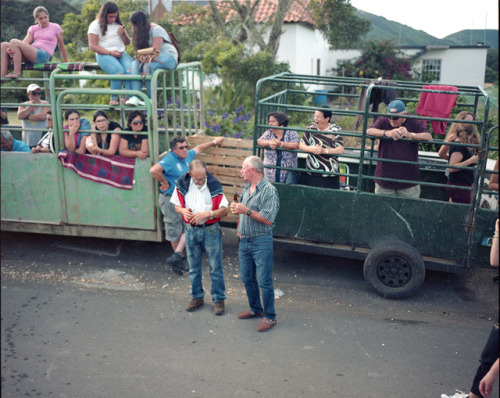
[309,0,370,50]
[485,49,498,85]
[334,40,413,81]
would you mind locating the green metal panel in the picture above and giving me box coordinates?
[273,184,496,267]
[1,153,62,223]
[61,160,156,230]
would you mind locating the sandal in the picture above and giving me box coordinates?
[109,99,120,106]
[4,73,21,79]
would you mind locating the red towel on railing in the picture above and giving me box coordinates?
[58,150,136,190]
[416,85,458,135]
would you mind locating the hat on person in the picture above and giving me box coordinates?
[27,84,41,93]
[387,100,406,113]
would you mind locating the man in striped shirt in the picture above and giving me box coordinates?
[230,156,280,332]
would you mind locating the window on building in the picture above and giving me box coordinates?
[422,59,441,81]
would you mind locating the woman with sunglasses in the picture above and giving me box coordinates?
[119,111,148,159]
[87,110,122,156]
[17,84,49,147]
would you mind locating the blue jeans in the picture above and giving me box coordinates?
[96,53,133,101]
[185,223,226,303]
[130,51,177,98]
[238,233,275,319]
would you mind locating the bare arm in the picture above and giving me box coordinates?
[119,137,147,159]
[117,25,130,46]
[448,151,478,174]
[22,32,33,44]
[489,160,499,191]
[491,219,499,267]
[150,163,169,192]
[193,137,223,154]
[75,135,88,154]
[57,33,68,62]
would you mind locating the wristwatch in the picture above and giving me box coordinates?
[246,209,251,216]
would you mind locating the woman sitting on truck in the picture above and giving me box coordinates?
[299,107,344,189]
[446,121,480,204]
[63,110,91,154]
[118,110,148,159]
[87,1,132,106]
[257,112,299,184]
[1,6,68,79]
[86,110,122,156]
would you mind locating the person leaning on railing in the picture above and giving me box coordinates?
[366,100,433,199]
[445,122,480,204]
[86,110,122,156]
[118,111,148,159]
[298,107,344,189]
[257,112,299,184]
[63,110,91,155]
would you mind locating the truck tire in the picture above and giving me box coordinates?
[363,240,425,299]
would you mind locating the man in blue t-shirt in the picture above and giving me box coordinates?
[1,130,31,153]
[150,135,224,275]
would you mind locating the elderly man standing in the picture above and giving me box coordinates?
[1,130,30,152]
[150,135,224,275]
[171,159,228,315]
[230,156,280,332]
[17,84,49,148]
[367,100,432,198]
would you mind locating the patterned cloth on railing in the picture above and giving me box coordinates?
[21,62,100,71]
[57,150,135,190]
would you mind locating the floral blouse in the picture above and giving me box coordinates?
[301,123,344,177]
[259,129,299,183]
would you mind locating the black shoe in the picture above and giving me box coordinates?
[167,252,184,275]
[180,257,189,272]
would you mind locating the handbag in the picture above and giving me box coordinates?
[136,47,162,77]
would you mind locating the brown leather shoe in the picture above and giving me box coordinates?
[214,300,225,316]
[237,309,264,319]
[186,298,204,312]
[257,318,277,332]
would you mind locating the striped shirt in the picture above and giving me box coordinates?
[238,177,280,239]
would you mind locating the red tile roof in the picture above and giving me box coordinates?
[175,0,314,27]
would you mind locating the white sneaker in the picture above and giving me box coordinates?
[441,391,468,398]
[125,96,145,106]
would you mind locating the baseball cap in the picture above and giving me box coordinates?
[27,84,41,93]
[387,100,406,113]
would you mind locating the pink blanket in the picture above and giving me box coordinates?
[58,150,135,190]
[416,85,458,135]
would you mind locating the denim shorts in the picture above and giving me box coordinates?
[33,48,51,64]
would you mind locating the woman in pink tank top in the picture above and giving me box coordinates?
[1,6,68,79]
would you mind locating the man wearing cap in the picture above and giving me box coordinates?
[171,159,228,315]
[367,99,432,198]
[17,84,50,147]
[1,130,30,153]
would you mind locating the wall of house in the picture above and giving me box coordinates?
[413,48,487,86]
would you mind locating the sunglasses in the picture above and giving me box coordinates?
[176,145,188,150]
[389,116,400,121]
[31,92,42,95]
[131,121,144,125]
[95,119,108,123]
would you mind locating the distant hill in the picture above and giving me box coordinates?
[444,30,498,49]
[356,10,498,49]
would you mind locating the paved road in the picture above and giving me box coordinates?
[1,230,498,397]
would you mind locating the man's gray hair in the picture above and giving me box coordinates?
[0,130,13,140]
[189,158,207,172]
[245,156,264,174]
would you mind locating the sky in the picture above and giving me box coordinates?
[350,0,499,39]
